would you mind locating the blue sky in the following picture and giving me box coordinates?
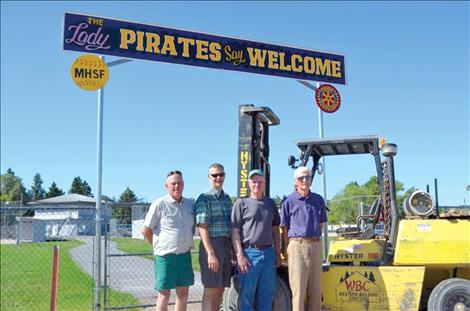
[1,1,469,205]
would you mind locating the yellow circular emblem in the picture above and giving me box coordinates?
[70,54,109,91]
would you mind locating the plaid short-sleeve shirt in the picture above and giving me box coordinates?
[195,187,232,237]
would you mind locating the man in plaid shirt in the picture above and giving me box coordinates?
[195,163,233,311]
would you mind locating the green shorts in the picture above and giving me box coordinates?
[154,252,194,291]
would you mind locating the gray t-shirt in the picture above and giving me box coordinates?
[231,197,280,246]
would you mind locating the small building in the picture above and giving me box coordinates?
[22,194,109,242]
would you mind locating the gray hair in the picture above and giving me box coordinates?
[293,166,311,180]
[208,163,224,171]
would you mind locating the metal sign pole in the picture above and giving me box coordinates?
[91,57,132,310]
[317,82,329,260]
[94,56,104,311]
[297,80,329,261]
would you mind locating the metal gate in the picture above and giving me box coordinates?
[102,203,203,310]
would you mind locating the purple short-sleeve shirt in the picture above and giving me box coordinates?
[280,191,327,238]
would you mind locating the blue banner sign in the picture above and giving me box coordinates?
[63,12,346,84]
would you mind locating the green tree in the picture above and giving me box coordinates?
[327,176,412,224]
[69,176,93,197]
[113,187,138,225]
[272,195,285,206]
[327,181,368,224]
[119,187,137,202]
[1,169,28,202]
[29,173,46,201]
[45,182,65,198]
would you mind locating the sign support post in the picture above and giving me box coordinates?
[93,56,104,311]
[91,57,133,310]
[297,80,330,261]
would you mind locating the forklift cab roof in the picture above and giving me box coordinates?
[294,135,383,189]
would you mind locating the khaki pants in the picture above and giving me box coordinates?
[287,239,322,311]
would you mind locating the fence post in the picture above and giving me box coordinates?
[16,222,20,245]
[50,245,60,311]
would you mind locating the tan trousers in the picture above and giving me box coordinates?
[287,239,322,311]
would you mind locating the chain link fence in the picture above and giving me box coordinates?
[0,202,203,311]
[0,203,97,310]
[103,203,203,310]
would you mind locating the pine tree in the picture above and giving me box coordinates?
[81,180,93,197]
[119,187,137,202]
[46,182,65,198]
[115,187,137,225]
[29,173,46,200]
[70,176,84,194]
[69,177,93,197]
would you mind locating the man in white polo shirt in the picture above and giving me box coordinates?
[142,170,195,311]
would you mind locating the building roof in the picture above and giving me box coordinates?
[28,193,102,206]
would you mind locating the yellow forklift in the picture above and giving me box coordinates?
[223,105,470,311]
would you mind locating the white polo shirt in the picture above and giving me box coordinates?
[144,195,194,256]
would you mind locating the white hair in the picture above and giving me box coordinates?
[293,166,311,180]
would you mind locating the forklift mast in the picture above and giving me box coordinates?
[237,105,280,198]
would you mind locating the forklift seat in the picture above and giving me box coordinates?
[336,198,382,239]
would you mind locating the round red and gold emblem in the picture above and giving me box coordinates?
[315,84,341,113]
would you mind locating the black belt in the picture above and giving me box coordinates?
[243,242,272,250]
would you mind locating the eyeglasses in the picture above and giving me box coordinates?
[167,170,182,177]
[297,175,312,181]
[210,173,226,178]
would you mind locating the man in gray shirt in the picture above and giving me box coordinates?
[231,169,281,311]
[142,170,194,311]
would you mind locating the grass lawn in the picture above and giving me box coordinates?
[111,237,201,271]
[1,240,139,311]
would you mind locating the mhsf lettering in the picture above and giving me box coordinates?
[75,68,106,79]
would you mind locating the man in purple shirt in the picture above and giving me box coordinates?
[280,166,327,311]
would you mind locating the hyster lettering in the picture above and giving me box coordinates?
[239,151,249,197]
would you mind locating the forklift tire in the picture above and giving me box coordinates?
[427,278,470,311]
[221,276,239,311]
[221,274,292,310]
[274,274,292,311]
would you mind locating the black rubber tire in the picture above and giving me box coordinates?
[273,274,292,311]
[427,278,470,311]
[221,274,292,311]
[221,276,239,311]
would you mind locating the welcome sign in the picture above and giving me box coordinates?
[63,12,346,84]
